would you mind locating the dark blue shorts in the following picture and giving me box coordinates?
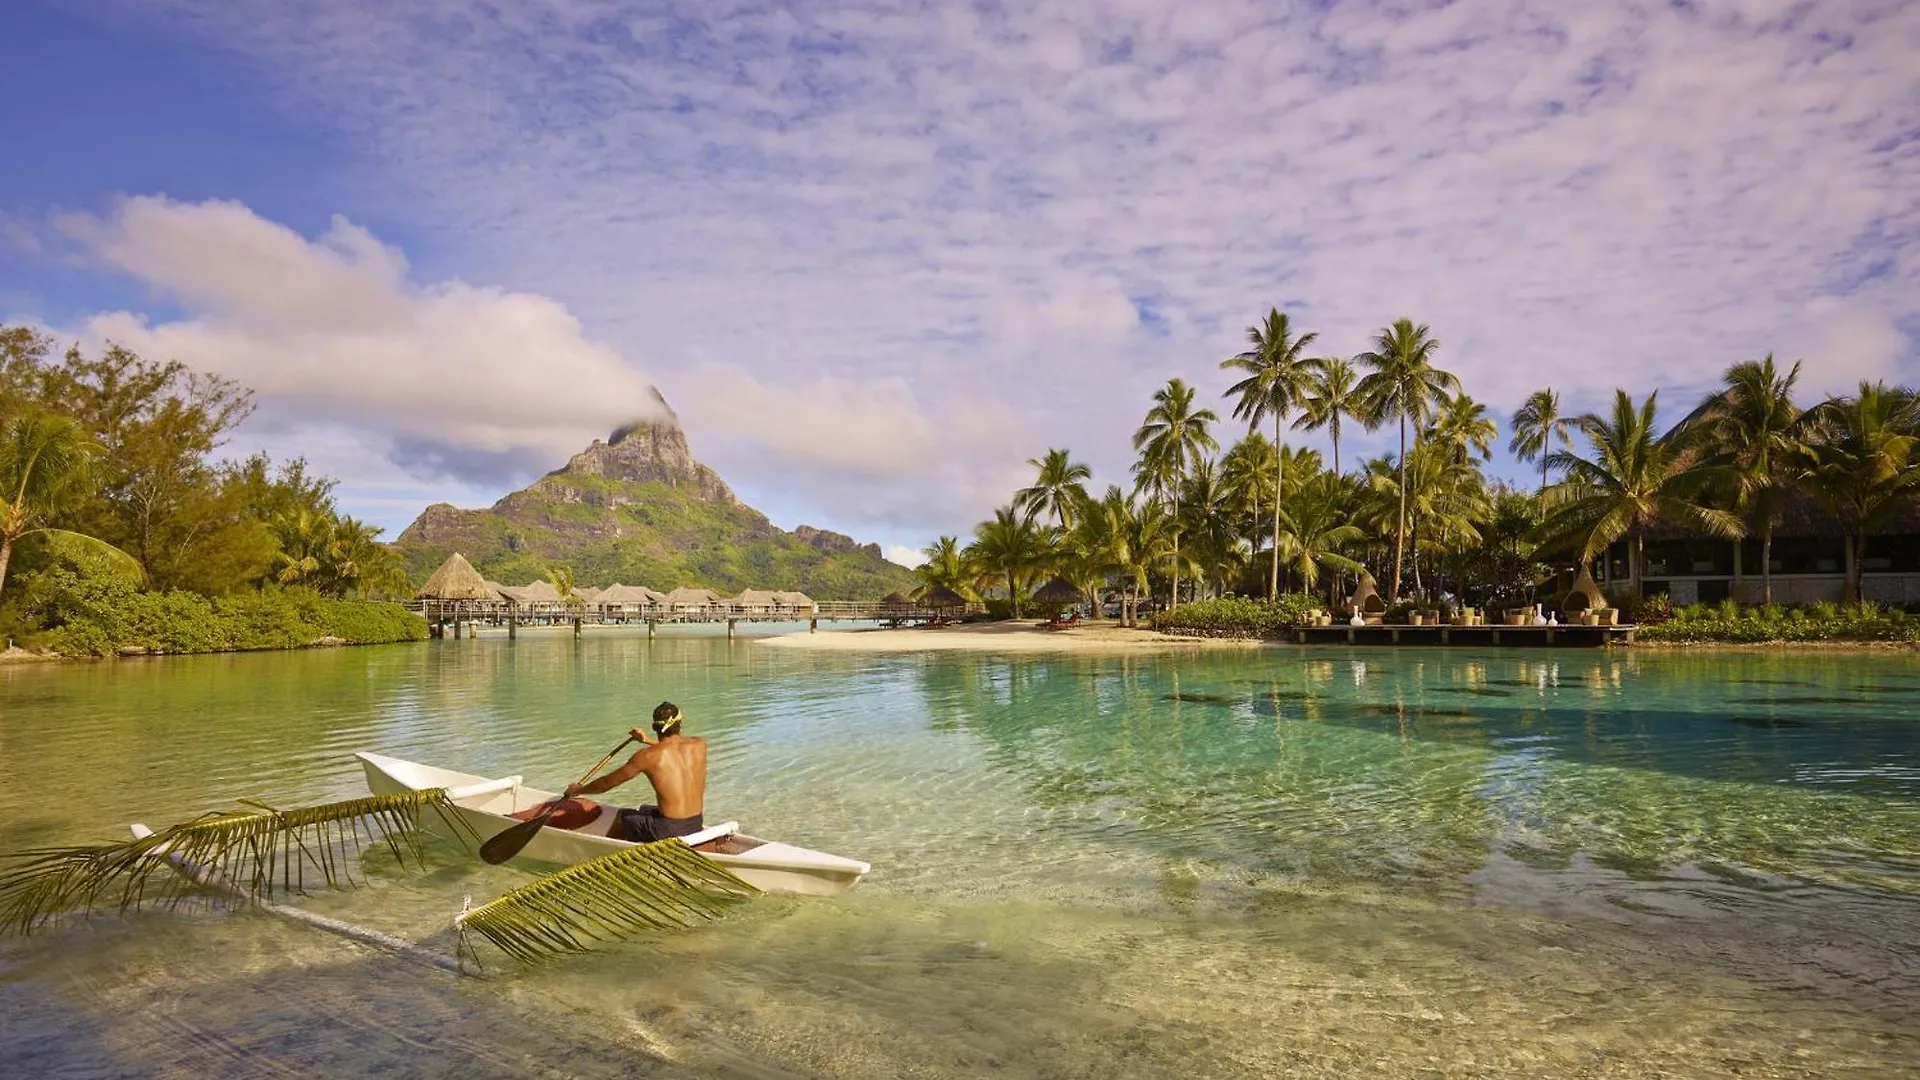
[617,805,703,843]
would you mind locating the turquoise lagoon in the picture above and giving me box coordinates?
[1,629,1916,1077]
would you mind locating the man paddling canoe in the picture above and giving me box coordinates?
[509,701,707,842]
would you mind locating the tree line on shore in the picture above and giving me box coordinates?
[914,311,1920,620]
[1,327,416,651]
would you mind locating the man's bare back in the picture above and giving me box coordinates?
[511,701,708,842]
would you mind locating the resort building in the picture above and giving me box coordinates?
[1601,498,1920,604]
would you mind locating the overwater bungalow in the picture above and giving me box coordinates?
[663,587,722,615]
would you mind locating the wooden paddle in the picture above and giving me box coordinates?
[478,736,634,865]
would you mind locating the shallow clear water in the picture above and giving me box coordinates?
[3,629,1917,1077]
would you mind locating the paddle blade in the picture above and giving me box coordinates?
[478,809,553,865]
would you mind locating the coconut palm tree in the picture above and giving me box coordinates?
[1177,458,1242,599]
[1509,388,1574,495]
[1294,356,1362,475]
[1800,382,1920,603]
[914,536,976,600]
[1218,432,1277,564]
[1680,355,1805,604]
[1355,319,1459,601]
[1539,390,1743,596]
[1015,448,1092,531]
[1275,475,1365,604]
[1118,497,1172,627]
[0,409,126,603]
[1430,392,1498,465]
[1220,309,1319,598]
[966,505,1052,618]
[1131,378,1218,611]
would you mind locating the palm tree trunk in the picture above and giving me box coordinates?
[0,534,13,604]
[1270,414,1283,598]
[1630,531,1644,598]
[1008,562,1020,618]
[1761,522,1773,606]
[1331,416,1341,476]
[1390,415,1408,603]
[1170,530,1181,612]
[1846,533,1863,605]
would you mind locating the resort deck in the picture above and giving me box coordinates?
[1282,623,1634,647]
[406,598,973,638]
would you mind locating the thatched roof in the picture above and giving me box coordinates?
[1032,577,1081,605]
[664,587,721,606]
[774,591,814,607]
[505,580,563,604]
[574,586,603,603]
[417,553,498,601]
[598,583,665,604]
[880,591,914,607]
[920,585,968,609]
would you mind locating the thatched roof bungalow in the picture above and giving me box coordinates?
[1032,577,1081,607]
[598,583,665,610]
[417,553,498,602]
[663,587,721,612]
[732,589,783,614]
[773,590,816,613]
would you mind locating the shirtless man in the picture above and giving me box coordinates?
[512,701,708,842]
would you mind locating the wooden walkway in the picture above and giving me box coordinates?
[407,599,977,638]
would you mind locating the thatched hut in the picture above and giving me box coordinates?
[773,590,816,614]
[733,589,781,614]
[417,553,497,602]
[1031,577,1081,611]
[598,583,664,611]
[664,587,721,613]
[920,585,968,611]
[1345,572,1385,618]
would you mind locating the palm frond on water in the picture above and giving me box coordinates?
[457,839,759,963]
[0,789,469,935]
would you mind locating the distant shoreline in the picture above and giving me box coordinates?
[757,620,1258,653]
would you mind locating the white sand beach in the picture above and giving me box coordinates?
[755,620,1258,653]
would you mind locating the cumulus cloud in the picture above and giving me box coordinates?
[63,196,668,482]
[50,0,1920,540]
[884,545,925,569]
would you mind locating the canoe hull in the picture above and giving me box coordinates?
[356,752,869,897]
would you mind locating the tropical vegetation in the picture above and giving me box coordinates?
[908,311,1920,639]
[1,326,422,655]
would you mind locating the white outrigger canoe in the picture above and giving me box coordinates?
[357,751,870,897]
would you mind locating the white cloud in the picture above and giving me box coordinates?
[47,0,1920,543]
[63,196,668,482]
[884,545,925,569]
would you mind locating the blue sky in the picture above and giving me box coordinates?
[3,0,1917,565]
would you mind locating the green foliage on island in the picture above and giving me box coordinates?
[1151,594,1326,638]
[12,547,424,657]
[1636,600,1920,644]
[2,327,417,656]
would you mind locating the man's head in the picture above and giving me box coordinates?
[652,701,682,737]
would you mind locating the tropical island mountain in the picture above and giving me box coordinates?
[394,392,914,599]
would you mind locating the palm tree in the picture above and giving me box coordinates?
[1510,388,1574,495]
[966,506,1052,618]
[269,507,334,587]
[0,410,120,603]
[1355,319,1459,601]
[1801,382,1920,603]
[1430,392,1498,465]
[1539,390,1743,596]
[1274,475,1365,604]
[1220,309,1319,597]
[1218,433,1277,564]
[1015,448,1092,531]
[547,565,583,611]
[1177,458,1242,598]
[1295,356,1362,475]
[914,536,976,600]
[1682,356,1805,604]
[1118,497,1172,627]
[1131,378,1218,610]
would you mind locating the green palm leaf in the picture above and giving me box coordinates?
[0,789,468,935]
[455,839,758,963]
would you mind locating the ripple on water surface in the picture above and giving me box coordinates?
[2,635,1917,1077]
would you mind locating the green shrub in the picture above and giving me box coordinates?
[1638,600,1919,644]
[14,552,426,656]
[1153,594,1323,638]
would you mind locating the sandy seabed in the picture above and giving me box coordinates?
[756,619,1258,653]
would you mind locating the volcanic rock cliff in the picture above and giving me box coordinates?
[395,395,912,599]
